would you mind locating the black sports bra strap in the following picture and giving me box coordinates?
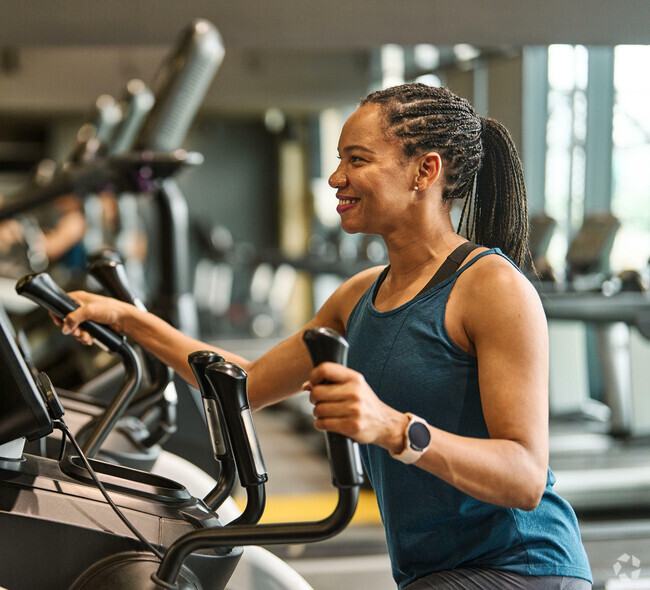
[372,241,480,303]
[372,266,390,304]
[415,241,480,297]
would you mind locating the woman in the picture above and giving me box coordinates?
[58,83,592,589]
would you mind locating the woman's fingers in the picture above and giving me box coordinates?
[46,290,125,346]
[61,291,98,333]
[308,361,356,387]
[61,291,125,335]
[46,299,93,345]
[73,328,94,346]
[312,398,361,420]
[307,373,375,442]
[48,312,63,327]
[306,365,403,447]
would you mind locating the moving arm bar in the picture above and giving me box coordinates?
[155,487,358,585]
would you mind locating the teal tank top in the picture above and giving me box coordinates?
[345,249,592,588]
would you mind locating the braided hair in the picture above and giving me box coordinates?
[360,83,530,268]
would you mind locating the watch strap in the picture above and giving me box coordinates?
[390,413,431,464]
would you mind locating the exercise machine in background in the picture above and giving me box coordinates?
[0,17,227,474]
[525,212,650,588]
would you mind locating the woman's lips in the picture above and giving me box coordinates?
[336,197,359,214]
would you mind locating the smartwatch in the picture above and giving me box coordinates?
[390,413,431,464]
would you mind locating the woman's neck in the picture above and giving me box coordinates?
[373,215,466,310]
[383,214,463,277]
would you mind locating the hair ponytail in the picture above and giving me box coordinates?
[459,116,530,268]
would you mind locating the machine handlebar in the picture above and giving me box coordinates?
[204,362,267,488]
[87,250,146,311]
[303,327,364,488]
[16,272,126,354]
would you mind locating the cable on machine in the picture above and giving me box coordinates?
[52,419,165,561]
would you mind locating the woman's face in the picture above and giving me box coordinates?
[328,104,419,236]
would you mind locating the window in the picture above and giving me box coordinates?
[544,45,589,273]
[610,45,650,272]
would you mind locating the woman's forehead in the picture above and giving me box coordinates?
[344,104,384,131]
[339,105,396,149]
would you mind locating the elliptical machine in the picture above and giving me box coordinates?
[0,270,363,589]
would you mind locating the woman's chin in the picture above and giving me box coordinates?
[340,224,362,235]
[339,217,365,235]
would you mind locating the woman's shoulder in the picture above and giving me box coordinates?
[312,265,386,335]
[456,249,544,320]
[346,264,387,290]
[449,249,546,354]
[459,248,528,288]
[335,265,387,310]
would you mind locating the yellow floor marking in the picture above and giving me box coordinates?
[234,490,382,525]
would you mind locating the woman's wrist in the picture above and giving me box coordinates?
[120,302,146,338]
[383,411,411,455]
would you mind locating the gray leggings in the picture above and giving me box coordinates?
[404,568,592,590]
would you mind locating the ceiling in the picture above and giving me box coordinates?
[2,0,650,49]
[0,1,649,116]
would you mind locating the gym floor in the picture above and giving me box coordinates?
[235,401,396,590]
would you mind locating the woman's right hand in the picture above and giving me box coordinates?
[56,291,133,346]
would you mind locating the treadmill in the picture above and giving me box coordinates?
[535,213,650,588]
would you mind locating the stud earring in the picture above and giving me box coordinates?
[414,186,419,191]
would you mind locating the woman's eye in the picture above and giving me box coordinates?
[335,153,365,164]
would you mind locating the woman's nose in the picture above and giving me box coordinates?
[329,165,346,188]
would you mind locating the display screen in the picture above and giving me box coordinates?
[566,213,620,272]
[528,214,557,260]
[0,305,52,445]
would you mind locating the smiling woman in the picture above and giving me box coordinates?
[55,83,592,590]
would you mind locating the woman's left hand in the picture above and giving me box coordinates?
[305,362,407,453]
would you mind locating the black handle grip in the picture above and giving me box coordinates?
[15,272,126,354]
[204,362,267,487]
[87,250,145,310]
[188,351,232,460]
[303,327,364,488]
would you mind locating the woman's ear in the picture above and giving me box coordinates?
[414,152,442,190]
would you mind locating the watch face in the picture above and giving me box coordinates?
[408,421,431,451]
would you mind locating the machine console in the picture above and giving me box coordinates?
[566,213,620,279]
[0,305,53,445]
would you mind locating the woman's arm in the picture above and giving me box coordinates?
[60,266,382,409]
[437,259,550,508]
[308,258,550,510]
